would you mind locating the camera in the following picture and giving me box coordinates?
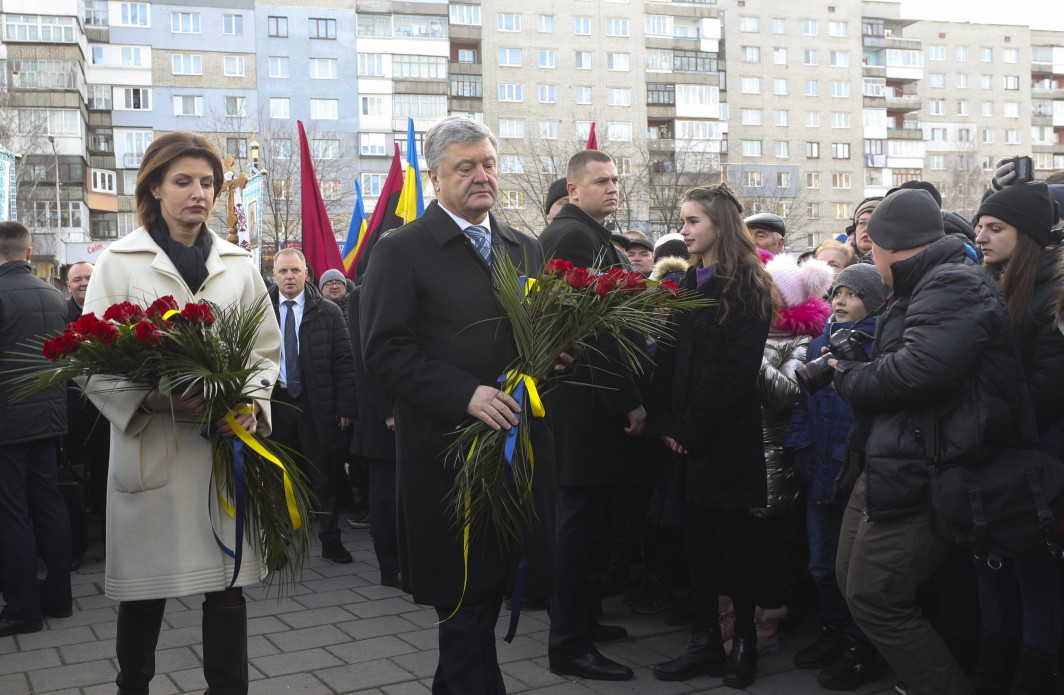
[795,329,873,394]
[1012,156,1034,185]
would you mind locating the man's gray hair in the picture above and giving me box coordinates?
[424,117,498,173]
[274,247,306,265]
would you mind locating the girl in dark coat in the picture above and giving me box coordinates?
[650,184,775,687]
[970,181,1064,694]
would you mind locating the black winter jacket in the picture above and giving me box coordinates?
[269,282,357,433]
[834,236,1029,521]
[1010,244,1064,434]
[0,261,68,444]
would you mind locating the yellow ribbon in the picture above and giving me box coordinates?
[214,404,303,530]
[162,308,181,321]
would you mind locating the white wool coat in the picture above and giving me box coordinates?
[81,227,281,601]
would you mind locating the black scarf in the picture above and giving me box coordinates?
[149,217,211,294]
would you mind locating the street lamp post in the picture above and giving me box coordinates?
[48,135,61,230]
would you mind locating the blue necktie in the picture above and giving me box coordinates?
[283,300,301,397]
[465,225,492,266]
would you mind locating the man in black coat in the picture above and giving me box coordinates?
[831,189,1029,694]
[538,150,646,682]
[268,248,357,564]
[361,116,555,694]
[0,221,73,636]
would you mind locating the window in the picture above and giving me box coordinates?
[772,18,786,34]
[223,56,245,77]
[744,171,763,188]
[805,80,819,96]
[118,87,151,111]
[311,139,339,160]
[499,119,525,138]
[268,16,287,37]
[773,48,787,65]
[498,49,522,67]
[450,74,482,97]
[608,88,631,106]
[739,16,760,32]
[359,174,383,198]
[172,95,202,116]
[172,54,202,75]
[930,128,947,141]
[1004,75,1020,90]
[121,47,144,66]
[3,15,77,42]
[605,18,629,37]
[832,173,851,189]
[310,98,338,120]
[607,53,629,71]
[807,112,821,128]
[1005,129,1020,144]
[806,142,821,159]
[171,12,199,33]
[540,121,558,139]
[538,15,554,33]
[803,19,817,36]
[319,180,341,201]
[929,100,946,115]
[829,51,849,68]
[741,46,761,63]
[775,141,789,158]
[574,51,592,69]
[741,77,762,94]
[832,203,852,219]
[538,50,556,68]
[831,143,850,159]
[357,15,389,36]
[224,96,246,118]
[929,45,946,61]
[227,138,247,159]
[269,97,289,119]
[777,172,791,188]
[118,3,148,27]
[647,83,675,105]
[360,133,386,156]
[741,109,762,126]
[980,47,993,62]
[956,73,968,89]
[361,96,383,116]
[272,140,292,160]
[674,50,716,73]
[394,55,446,79]
[309,18,336,39]
[775,110,789,127]
[830,81,850,98]
[497,13,521,32]
[576,86,592,104]
[773,78,788,95]
[457,49,477,64]
[956,47,968,62]
[828,21,848,37]
[539,84,556,103]
[831,112,850,128]
[982,128,995,144]
[645,14,672,36]
[502,191,523,209]
[742,140,762,157]
[393,95,446,119]
[1003,48,1019,63]
[982,75,994,90]
[309,58,337,79]
[930,155,947,170]
[498,156,524,174]
[957,100,969,116]
[646,49,672,72]
[574,17,591,35]
[1003,102,1020,118]
[806,172,820,188]
[803,49,818,66]
[223,14,243,35]
[499,83,523,102]
[807,203,822,219]
[88,86,111,110]
[393,15,446,39]
[356,54,382,77]
[958,127,972,142]
[450,5,481,26]
[608,122,632,142]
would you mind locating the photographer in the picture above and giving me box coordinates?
[830,189,1030,695]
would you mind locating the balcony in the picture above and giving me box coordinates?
[885,94,921,111]
[888,127,923,140]
[122,153,143,169]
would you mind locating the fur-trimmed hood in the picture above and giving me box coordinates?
[651,255,691,282]
[774,298,832,338]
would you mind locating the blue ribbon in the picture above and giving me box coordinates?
[204,427,246,589]
[497,373,530,643]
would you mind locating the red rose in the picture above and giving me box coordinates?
[545,259,575,277]
[89,320,119,345]
[181,302,216,325]
[618,272,648,293]
[661,280,680,296]
[71,313,100,336]
[563,266,593,290]
[147,296,180,318]
[103,301,146,324]
[593,273,620,297]
[43,331,82,360]
[134,321,164,346]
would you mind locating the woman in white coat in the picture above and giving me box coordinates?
[81,132,281,695]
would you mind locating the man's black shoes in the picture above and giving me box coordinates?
[321,540,352,564]
[549,651,634,681]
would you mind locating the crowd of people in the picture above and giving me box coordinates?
[2,119,1064,695]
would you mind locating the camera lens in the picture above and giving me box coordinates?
[795,355,836,394]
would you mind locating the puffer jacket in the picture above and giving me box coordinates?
[785,315,877,503]
[0,261,68,444]
[834,236,1029,521]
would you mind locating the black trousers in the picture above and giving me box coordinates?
[548,485,612,662]
[683,504,758,639]
[365,457,399,580]
[433,597,506,695]
[268,389,341,544]
[0,438,72,619]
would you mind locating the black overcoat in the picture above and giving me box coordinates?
[360,201,555,607]
[649,268,770,509]
[538,204,647,487]
[347,285,395,461]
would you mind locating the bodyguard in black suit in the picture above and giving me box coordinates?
[538,151,647,682]
[361,117,555,694]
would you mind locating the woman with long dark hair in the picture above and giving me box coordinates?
[650,184,775,688]
[970,181,1064,695]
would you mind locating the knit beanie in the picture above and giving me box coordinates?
[1049,185,1064,223]
[832,263,888,315]
[853,197,882,221]
[765,256,833,308]
[976,182,1059,248]
[318,268,345,289]
[544,177,568,215]
[866,189,945,251]
[886,180,943,207]
[654,237,690,262]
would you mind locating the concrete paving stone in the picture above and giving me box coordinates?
[243,672,335,695]
[294,588,367,610]
[168,666,207,693]
[173,596,201,611]
[311,563,377,583]
[0,646,61,675]
[247,633,282,658]
[27,659,118,691]
[346,597,424,619]
[393,627,438,652]
[70,581,104,598]
[15,624,96,651]
[325,634,420,665]
[385,648,440,680]
[249,662,266,680]
[500,658,571,690]
[388,606,438,629]
[163,606,203,629]
[580,673,702,694]
[30,690,82,695]
[91,619,118,640]
[496,634,548,663]
[252,646,346,677]
[756,646,802,676]
[0,672,30,695]
[346,690,386,695]
[247,615,289,636]
[84,674,179,695]
[510,683,598,694]
[334,615,421,641]
[245,596,307,619]
[267,623,352,653]
[154,625,203,650]
[300,574,372,594]
[0,636,16,655]
[50,605,117,629]
[742,668,829,694]
[73,592,118,612]
[154,645,202,673]
[58,637,117,664]
[352,583,407,602]
[315,657,423,692]
[70,569,105,586]
[279,605,358,630]
[597,640,668,668]
[380,682,432,694]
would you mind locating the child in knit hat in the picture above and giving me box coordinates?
[783,262,886,689]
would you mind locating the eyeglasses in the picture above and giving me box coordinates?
[323,280,344,287]
[855,219,869,228]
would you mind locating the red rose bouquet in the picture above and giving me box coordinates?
[9,295,314,594]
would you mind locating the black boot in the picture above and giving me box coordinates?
[969,630,1016,695]
[1011,645,1057,695]
[202,600,249,695]
[794,625,847,670]
[817,635,881,691]
[116,599,166,695]
[723,635,757,688]
[653,628,727,680]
